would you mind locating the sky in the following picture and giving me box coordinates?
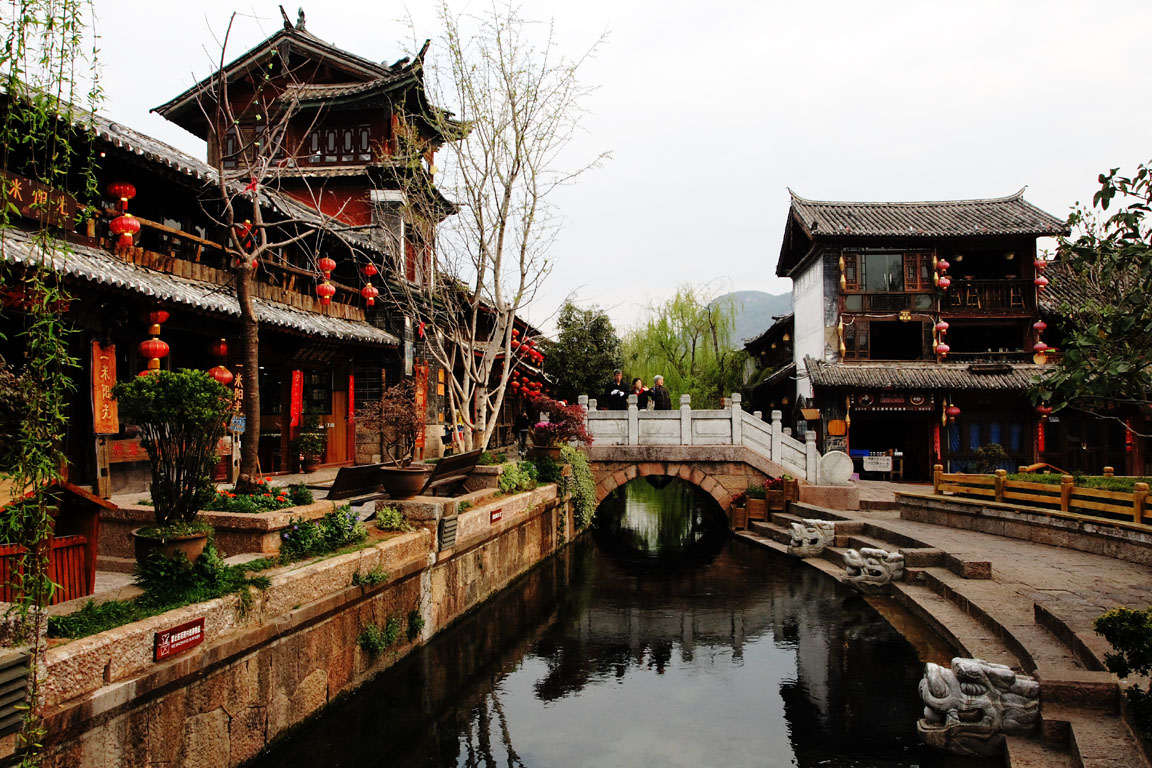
[91,1,1152,335]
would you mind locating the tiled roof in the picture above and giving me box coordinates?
[788,189,1067,238]
[1,228,396,346]
[758,362,796,388]
[279,76,410,105]
[804,356,1042,391]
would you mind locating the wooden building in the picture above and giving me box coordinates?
[771,189,1128,480]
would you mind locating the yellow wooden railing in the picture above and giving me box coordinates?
[932,464,1151,527]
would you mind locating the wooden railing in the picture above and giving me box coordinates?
[944,278,1033,312]
[933,464,1151,526]
[0,534,92,606]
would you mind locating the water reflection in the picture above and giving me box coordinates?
[249,485,990,768]
[596,477,728,556]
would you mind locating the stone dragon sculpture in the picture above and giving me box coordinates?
[787,519,836,557]
[840,547,905,592]
[918,657,1039,756]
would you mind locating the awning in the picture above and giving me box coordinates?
[804,356,1042,391]
[2,228,397,347]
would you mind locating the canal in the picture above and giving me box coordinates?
[249,478,991,767]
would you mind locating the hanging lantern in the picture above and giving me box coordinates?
[138,337,170,371]
[946,403,961,422]
[360,283,379,307]
[210,338,229,359]
[510,381,520,390]
[146,310,170,335]
[1034,258,1047,271]
[362,263,378,277]
[937,275,952,290]
[1033,320,1047,333]
[109,214,141,249]
[316,281,336,305]
[318,257,337,278]
[1035,404,1052,417]
[511,339,520,350]
[511,328,519,337]
[1033,341,1049,353]
[935,320,949,334]
[106,181,136,212]
[935,342,950,358]
[209,365,234,386]
[937,259,950,272]
[1034,275,1049,290]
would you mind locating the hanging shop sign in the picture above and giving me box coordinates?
[91,341,119,434]
[290,370,304,428]
[154,617,205,662]
[1,170,78,228]
[414,363,428,450]
[850,391,935,412]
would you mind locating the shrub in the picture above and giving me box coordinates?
[358,615,404,655]
[1095,607,1152,738]
[351,565,389,587]
[561,446,596,529]
[745,482,767,500]
[204,480,312,513]
[112,370,232,529]
[280,506,366,562]
[375,505,413,532]
[527,394,592,446]
[407,609,425,641]
[357,378,424,466]
[534,456,563,485]
[477,451,507,465]
[499,461,539,494]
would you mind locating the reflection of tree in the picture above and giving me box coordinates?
[596,477,728,556]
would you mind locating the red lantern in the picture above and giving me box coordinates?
[935,342,950,357]
[318,257,337,278]
[1035,404,1052,417]
[510,381,520,390]
[360,283,379,307]
[1033,341,1049,353]
[1034,259,1047,271]
[937,275,952,290]
[937,259,950,271]
[935,320,949,334]
[210,338,229,359]
[511,340,520,350]
[945,404,961,422]
[106,181,136,212]
[209,365,234,386]
[362,263,378,277]
[511,329,519,337]
[1034,275,1049,290]
[233,220,255,252]
[316,281,336,305]
[109,214,140,249]
[139,337,170,361]
[1033,320,1047,332]
[148,310,170,327]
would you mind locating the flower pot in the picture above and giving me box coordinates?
[132,527,209,568]
[380,465,435,500]
[731,504,749,531]
[530,445,563,461]
[301,459,321,474]
[766,490,787,512]
[746,498,768,521]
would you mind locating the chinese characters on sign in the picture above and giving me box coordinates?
[91,341,119,434]
[414,363,427,450]
[290,370,303,428]
[154,617,205,662]
[1,170,78,228]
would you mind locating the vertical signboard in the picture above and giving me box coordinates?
[414,362,428,452]
[289,370,303,428]
[91,341,118,434]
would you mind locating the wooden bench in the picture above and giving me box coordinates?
[323,463,387,502]
[420,449,483,497]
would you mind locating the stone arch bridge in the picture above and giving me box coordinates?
[578,393,858,515]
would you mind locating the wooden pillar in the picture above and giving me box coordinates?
[1060,474,1074,513]
[933,463,943,494]
[994,469,1007,503]
[1134,482,1148,525]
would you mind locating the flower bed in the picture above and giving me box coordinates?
[202,480,313,514]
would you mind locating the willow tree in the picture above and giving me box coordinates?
[385,2,606,451]
[0,1,99,761]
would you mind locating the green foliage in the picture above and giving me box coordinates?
[290,426,326,462]
[622,285,748,408]
[358,615,404,655]
[457,500,473,513]
[279,506,366,562]
[407,609,425,642]
[546,300,623,403]
[745,482,767,499]
[351,565,389,588]
[534,457,563,485]
[973,443,1009,474]
[204,481,312,513]
[375,504,414,532]
[499,460,539,494]
[477,450,508,465]
[561,446,595,529]
[1032,162,1152,423]
[113,370,232,527]
[1095,606,1152,737]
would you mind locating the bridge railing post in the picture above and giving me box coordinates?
[770,410,783,462]
[680,394,692,445]
[627,394,639,446]
[805,429,819,484]
[730,392,743,446]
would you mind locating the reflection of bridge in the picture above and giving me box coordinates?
[577,393,859,513]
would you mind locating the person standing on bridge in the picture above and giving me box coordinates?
[650,375,672,410]
[601,369,628,410]
[631,377,651,410]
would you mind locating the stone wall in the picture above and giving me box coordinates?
[30,486,576,768]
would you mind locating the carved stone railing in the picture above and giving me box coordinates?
[578,392,819,484]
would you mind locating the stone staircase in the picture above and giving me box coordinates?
[740,501,1150,768]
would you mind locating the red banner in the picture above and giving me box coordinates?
[348,373,355,422]
[154,617,204,662]
[91,341,119,434]
[290,370,303,428]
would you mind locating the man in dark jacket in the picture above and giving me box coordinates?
[601,369,628,410]
[650,375,672,410]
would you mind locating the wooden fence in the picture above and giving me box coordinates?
[933,464,1150,526]
[0,535,92,606]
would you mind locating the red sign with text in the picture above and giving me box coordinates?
[490,508,502,524]
[154,617,205,662]
[91,341,119,434]
[289,370,304,428]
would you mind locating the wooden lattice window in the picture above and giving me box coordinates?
[842,253,859,291]
[904,252,935,291]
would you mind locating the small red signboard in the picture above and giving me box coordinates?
[490,508,502,524]
[154,617,205,662]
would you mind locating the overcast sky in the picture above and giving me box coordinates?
[93,1,1152,335]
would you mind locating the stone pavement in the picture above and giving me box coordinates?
[741,483,1152,768]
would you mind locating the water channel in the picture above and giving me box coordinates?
[249,479,993,767]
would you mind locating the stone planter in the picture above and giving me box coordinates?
[529,445,563,461]
[131,527,209,568]
[379,466,435,500]
[746,498,768,521]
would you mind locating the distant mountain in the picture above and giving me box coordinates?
[712,290,793,345]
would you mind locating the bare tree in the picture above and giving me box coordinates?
[384,2,607,451]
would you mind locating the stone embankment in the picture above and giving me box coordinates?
[741,489,1152,768]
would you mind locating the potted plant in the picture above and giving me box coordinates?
[356,378,432,499]
[528,395,592,460]
[291,415,326,472]
[745,482,768,522]
[765,475,795,512]
[112,369,232,567]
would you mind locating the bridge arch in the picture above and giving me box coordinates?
[591,459,774,517]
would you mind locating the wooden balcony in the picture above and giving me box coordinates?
[944,279,1033,313]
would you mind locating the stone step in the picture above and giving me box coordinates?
[1042,704,1150,768]
[1005,734,1078,768]
[860,499,900,511]
[890,576,1020,667]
